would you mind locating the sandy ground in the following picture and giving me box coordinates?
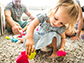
[0,29,84,63]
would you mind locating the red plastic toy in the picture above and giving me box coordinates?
[57,51,66,57]
[18,35,22,38]
[16,51,29,63]
[21,31,25,36]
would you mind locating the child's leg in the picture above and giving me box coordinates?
[48,37,57,58]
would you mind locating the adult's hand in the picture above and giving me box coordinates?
[70,36,79,41]
[12,25,20,34]
[25,39,35,55]
[15,23,22,30]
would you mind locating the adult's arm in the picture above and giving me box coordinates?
[25,11,35,20]
[71,5,83,40]
[76,5,83,37]
[4,10,15,27]
[4,10,20,34]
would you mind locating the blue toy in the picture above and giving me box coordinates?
[11,38,18,42]
[5,36,18,42]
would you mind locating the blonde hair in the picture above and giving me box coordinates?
[47,0,79,33]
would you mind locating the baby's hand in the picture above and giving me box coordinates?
[25,39,35,55]
[70,36,79,41]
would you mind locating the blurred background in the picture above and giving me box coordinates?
[0,0,84,36]
[0,0,83,7]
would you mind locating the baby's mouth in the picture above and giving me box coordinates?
[52,23,56,26]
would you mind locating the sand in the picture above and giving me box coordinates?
[0,30,84,63]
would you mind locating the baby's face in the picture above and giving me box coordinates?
[50,6,71,27]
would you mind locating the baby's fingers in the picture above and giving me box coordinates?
[26,45,31,55]
[32,45,35,52]
[28,45,32,55]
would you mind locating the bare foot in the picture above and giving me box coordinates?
[18,36,25,43]
[49,53,57,58]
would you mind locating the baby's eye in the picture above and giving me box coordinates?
[60,22,64,25]
[54,17,58,21]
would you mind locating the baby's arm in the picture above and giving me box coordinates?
[25,17,39,55]
[59,32,66,51]
[22,20,33,31]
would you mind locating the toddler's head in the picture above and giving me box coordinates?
[48,0,79,32]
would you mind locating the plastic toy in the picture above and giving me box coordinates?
[5,36,12,40]
[5,36,18,42]
[18,35,22,38]
[11,38,18,42]
[57,51,66,56]
[18,35,24,38]
[27,50,36,60]
[81,34,84,39]
[16,50,36,63]
[21,31,25,36]
[18,31,26,38]
[16,51,29,63]
[5,36,10,39]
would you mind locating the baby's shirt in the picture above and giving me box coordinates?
[23,13,67,50]
[36,13,67,35]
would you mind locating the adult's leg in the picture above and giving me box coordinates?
[6,21,22,32]
[6,22,12,32]
[18,21,29,28]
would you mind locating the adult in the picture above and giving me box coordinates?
[65,0,83,40]
[4,0,35,34]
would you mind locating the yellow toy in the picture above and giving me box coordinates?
[27,50,36,60]
[5,36,10,39]
[5,36,18,42]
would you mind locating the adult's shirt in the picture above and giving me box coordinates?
[4,2,28,21]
